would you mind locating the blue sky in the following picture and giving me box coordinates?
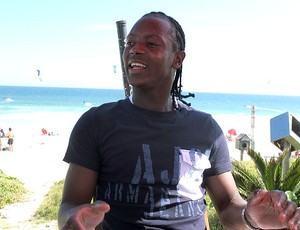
[1,0,299,95]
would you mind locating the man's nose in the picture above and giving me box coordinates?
[130,42,146,55]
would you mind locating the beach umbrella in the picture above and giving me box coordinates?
[228,128,237,136]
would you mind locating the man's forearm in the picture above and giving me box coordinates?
[218,200,251,229]
[57,202,76,229]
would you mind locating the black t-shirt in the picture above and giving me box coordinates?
[64,99,232,230]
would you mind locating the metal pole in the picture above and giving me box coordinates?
[282,141,291,181]
[116,20,130,98]
[251,105,255,149]
[240,150,244,161]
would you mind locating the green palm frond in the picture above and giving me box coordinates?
[285,191,298,205]
[264,157,280,190]
[247,149,267,181]
[273,158,283,189]
[283,157,300,192]
[292,181,300,206]
[295,188,300,206]
[232,148,300,204]
[231,160,264,199]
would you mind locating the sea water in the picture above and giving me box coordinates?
[1,85,300,117]
[0,86,124,115]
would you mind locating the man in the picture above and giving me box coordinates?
[58,12,299,229]
[6,127,14,152]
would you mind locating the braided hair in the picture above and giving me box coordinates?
[142,12,195,109]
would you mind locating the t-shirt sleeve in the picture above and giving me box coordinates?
[204,117,232,177]
[63,108,100,172]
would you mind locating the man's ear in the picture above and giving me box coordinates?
[172,51,186,69]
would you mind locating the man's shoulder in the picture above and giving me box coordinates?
[180,103,212,118]
[86,99,128,116]
[99,98,127,109]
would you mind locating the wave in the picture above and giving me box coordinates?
[2,97,14,103]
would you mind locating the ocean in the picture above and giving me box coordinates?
[1,85,300,117]
[1,85,300,156]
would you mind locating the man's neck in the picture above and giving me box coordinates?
[131,93,174,112]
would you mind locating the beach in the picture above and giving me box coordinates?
[0,111,286,229]
[0,136,68,229]
[214,114,281,161]
[0,112,79,229]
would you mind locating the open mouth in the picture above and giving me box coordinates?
[129,62,147,69]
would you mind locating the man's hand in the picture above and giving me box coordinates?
[246,190,299,230]
[60,201,110,230]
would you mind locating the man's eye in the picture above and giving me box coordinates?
[125,40,134,47]
[148,42,158,47]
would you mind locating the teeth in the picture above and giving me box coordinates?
[130,62,146,68]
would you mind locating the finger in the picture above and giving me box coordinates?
[92,200,110,213]
[272,191,288,211]
[279,201,297,221]
[78,202,110,229]
[247,189,266,205]
[287,207,300,230]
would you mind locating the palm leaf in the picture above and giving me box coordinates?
[273,158,283,190]
[295,187,300,206]
[231,160,264,199]
[283,157,300,192]
[285,191,298,204]
[232,148,300,206]
[247,149,267,182]
[264,157,279,190]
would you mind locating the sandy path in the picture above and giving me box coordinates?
[0,135,69,229]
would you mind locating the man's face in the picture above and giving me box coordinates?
[123,16,177,91]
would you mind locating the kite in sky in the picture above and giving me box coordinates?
[37,69,42,81]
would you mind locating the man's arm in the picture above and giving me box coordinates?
[205,171,248,230]
[206,171,300,229]
[58,163,110,230]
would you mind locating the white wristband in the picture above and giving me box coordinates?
[241,208,261,230]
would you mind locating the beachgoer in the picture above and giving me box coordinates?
[0,128,4,151]
[6,127,14,152]
[58,12,300,230]
[0,128,5,138]
[41,128,48,135]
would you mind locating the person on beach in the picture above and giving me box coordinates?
[58,12,300,230]
[6,127,14,152]
[0,128,5,138]
[0,128,4,151]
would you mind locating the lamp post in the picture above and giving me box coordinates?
[116,20,130,98]
[250,105,255,150]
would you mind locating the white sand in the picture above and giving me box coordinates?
[0,112,80,229]
[0,112,285,229]
[213,114,281,161]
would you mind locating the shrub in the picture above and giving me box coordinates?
[31,180,64,223]
[0,170,27,209]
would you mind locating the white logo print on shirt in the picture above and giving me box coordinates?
[177,149,211,200]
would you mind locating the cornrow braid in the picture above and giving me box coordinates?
[142,11,195,109]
